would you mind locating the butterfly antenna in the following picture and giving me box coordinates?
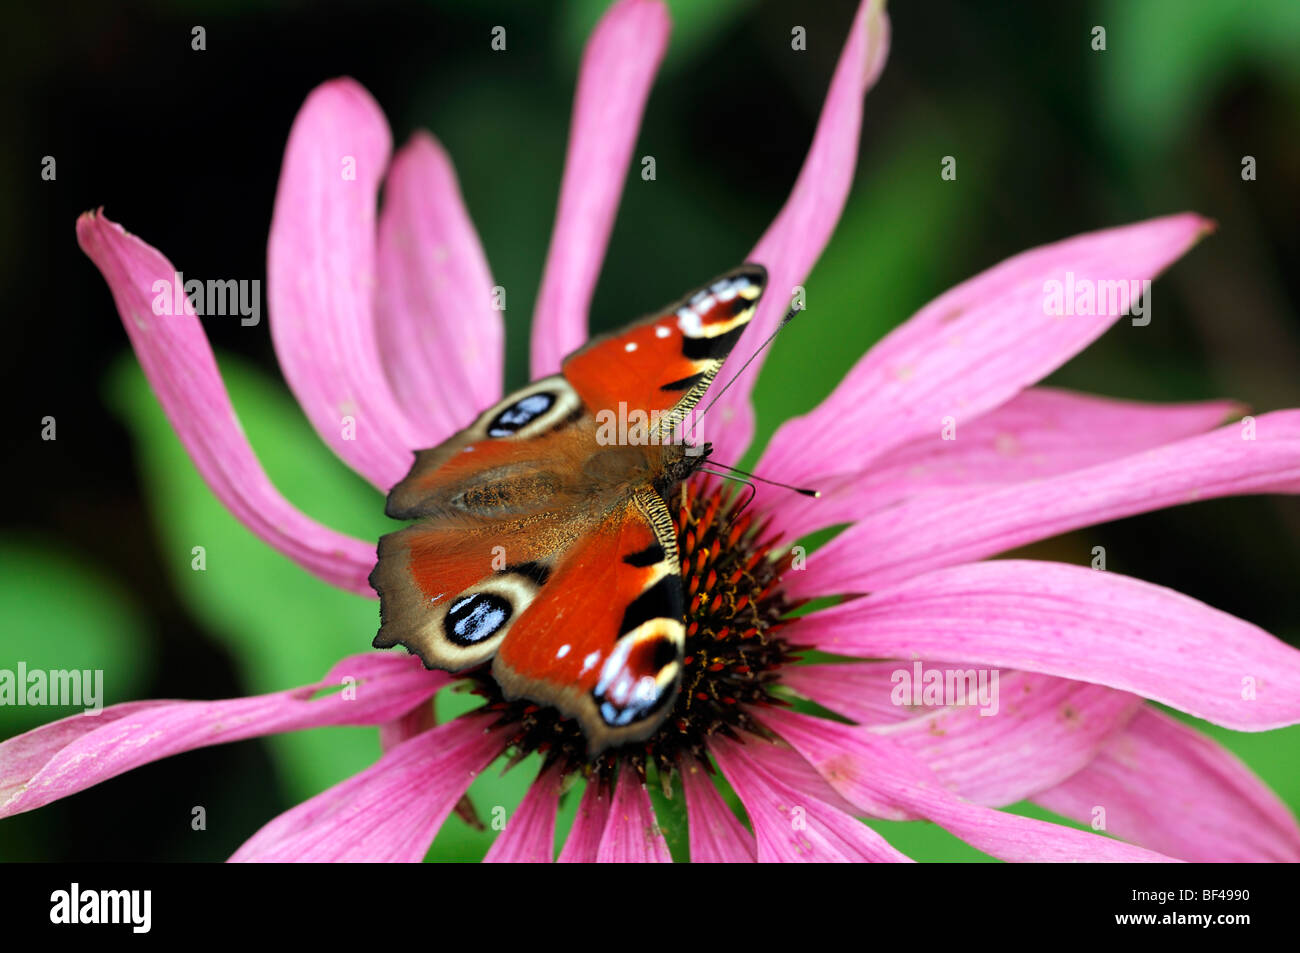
[685,300,804,440]
[708,461,820,498]
[698,468,757,521]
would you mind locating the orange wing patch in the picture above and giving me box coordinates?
[492,491,684,754]
[562,264,765,438]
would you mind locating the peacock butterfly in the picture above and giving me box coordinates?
[370,264,766,754]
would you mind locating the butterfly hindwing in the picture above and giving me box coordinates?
[492,490,685,753]
[370,514,581,671]
[562,263,766,439]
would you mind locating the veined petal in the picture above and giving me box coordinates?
[378,698,436,752]
[784,664,1147,807]
[1034,708,1300,862]
[230,713,500,862]
[763,709,1176,862]
[711,736,912,862]
[793,409,1300,597]
[0,653,444,819]
[783,662,937,725]
[680,761,756,862]
[709,0,891,463]
[759,214,1214,489]
[768,388,1241,538]
[596,762,671,862]
[376,132,503,444]
[268,78,421,491]
[557,776,612,863]
[530,0,670,377]
[484,763,564,863]
[876,671,1144,806]
[76,211,378,596]
[793,560,1300,730]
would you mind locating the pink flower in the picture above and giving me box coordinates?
[6,0,1300,862]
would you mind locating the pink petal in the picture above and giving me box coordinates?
[0,701,172,811]
[484,763,564,863]
[790,660,1149,800]
[680,761,756,862]
[767,388,1241,538]
[708,0,891,463]
[1035,708,1300,862]
[596,762,672,862]
[75,211,378,596]
[375,132,503,444]
[876,671,1144,806]
[735,731,862,810]
[711,736,912,862]
[230,714,500,862]
[764,709,1176,862]
[0,653,444,818]
[793,409,1300,596]
[378,698,436,752]
[557,776,612,863]
[793,560,1300,730]
[529,0,670,377]
[784,664,1146,807]
[781,662,920,724]
[759,214,1214,489]
[267,78,421,490]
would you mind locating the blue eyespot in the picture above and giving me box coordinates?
[444,593,512,645]
[487,392,555,437]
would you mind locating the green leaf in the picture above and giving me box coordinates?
[0,540,150,736]
[105,351,391,802]
[1099,0,1300,156]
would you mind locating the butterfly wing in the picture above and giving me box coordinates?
[384,375,589,521]
[370,512,583,672]
[372,264,766,752]
[562,263,766,438]
[492,489,685,753]
[373,374,598,670]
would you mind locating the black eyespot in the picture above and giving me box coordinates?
[487,392,555,437]
[445,593,512,645]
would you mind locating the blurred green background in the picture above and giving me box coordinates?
[1,0,1298,861]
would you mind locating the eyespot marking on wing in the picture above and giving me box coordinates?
[593,622,682,729]
[445,592,512,646]
[372,534,554,672]
[487,392,555,437]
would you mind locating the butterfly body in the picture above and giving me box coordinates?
[371,265,766,753]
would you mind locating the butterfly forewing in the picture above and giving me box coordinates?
[563,264,766,437]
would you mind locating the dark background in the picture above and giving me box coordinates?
[2,0,1298,860]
